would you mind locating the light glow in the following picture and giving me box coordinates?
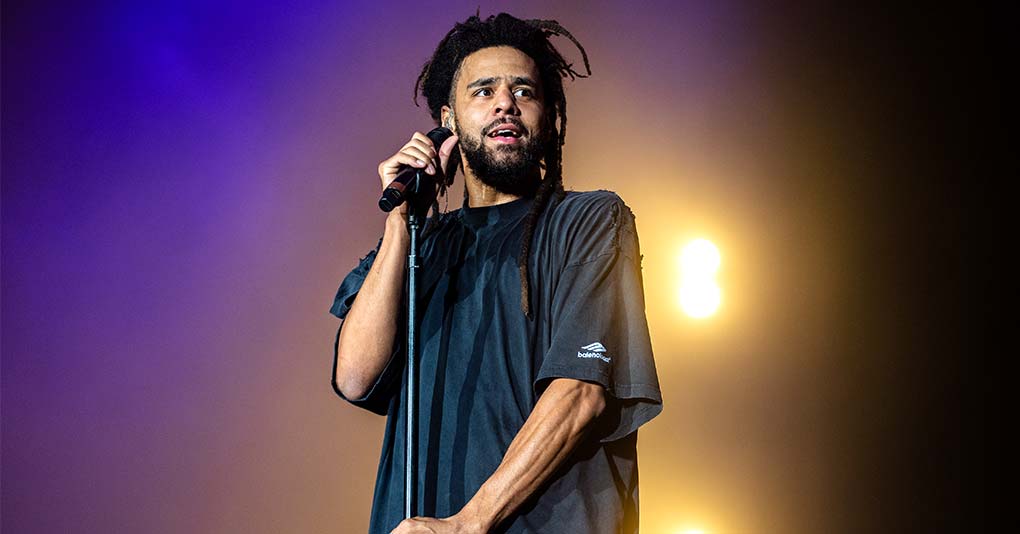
[679,238,721,276]
[678,238,722,318]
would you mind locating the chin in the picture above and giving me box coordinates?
[490,143,526,156]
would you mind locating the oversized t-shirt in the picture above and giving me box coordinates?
[329,190,662,534]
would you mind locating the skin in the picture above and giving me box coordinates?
[335,46,607,534]
[440,45,546,207]
[390,378,606,533]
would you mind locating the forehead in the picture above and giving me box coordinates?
[455,46,540,89]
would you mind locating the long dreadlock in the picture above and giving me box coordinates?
[413,12,591,318]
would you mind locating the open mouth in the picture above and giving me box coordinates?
[486,123,524,143]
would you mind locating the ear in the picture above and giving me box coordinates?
[441,105,456,133]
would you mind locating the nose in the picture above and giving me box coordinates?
[492,86,520,116]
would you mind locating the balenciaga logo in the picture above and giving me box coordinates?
[577,342,612,363]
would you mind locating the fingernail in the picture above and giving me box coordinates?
[426,163,435,175]
[415,159,425,166]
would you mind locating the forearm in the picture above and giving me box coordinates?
[334,212,409,398]
[458,378,607,531]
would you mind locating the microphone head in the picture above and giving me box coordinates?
[426,126,454,150]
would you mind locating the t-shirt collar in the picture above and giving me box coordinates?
[459,195,534,229]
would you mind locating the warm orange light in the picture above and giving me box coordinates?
[678,239,721,318]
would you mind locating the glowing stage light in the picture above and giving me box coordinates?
[679,238,720,276]
[678,238,721,318]
[679,281,721,318]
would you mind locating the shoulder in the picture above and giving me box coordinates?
[547,189,639,237]
[543,189,641,263]
[552,189,631,221]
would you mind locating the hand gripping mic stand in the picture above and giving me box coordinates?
[377,126,453,519]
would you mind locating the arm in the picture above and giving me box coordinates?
[463,377,608,529]
[391,377,607,533]
[333,211,408,399]
[334,131,459,400]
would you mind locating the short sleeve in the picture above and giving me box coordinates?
[328,236,405,415]
[329,237,384,320]
[534,194,663,442]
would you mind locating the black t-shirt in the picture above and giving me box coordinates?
[329,190,662,533]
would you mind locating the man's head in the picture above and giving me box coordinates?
[415,13,590,198]
[414,13,591,318]
[446,46,547,197]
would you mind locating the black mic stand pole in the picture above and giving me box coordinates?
[403,183,436,519]
[377,127,450,520]
[404,202,421,520]
[377,167,426,520]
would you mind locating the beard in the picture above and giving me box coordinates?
[459,124,544,197]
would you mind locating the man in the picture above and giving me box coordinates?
[329,13,662,534]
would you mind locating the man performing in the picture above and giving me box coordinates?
[329,13,662,534]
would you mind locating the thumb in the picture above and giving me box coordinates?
[437,134,459,176]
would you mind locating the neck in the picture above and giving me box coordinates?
[461,164,541,208]
[465,179,521,207]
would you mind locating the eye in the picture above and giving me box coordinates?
[473,88,493,97]
[513,87,534,97]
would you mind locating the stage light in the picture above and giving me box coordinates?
[679,238,720,276]
[679,281,721,318]
[678,238,721,318]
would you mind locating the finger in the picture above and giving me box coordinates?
[437,134,459,175]
[390,152,427,171]
[380,153,426,186]
[399,142,436,166]
[410,131,434,147]
[399,147,434,173]
[405,138,437,158]
[388,518,419,534]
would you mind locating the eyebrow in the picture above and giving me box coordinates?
[465,76,538,90]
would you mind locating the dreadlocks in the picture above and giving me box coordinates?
[413,12,591,319]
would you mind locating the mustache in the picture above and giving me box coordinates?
[482,117,528,137]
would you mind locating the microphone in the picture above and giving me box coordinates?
[378,126,454,213]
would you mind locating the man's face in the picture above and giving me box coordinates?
[444,46,547,195]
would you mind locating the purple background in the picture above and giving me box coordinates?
[3,2,972,533]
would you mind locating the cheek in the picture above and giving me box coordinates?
[526,103,547,125]
[458,114,486,135]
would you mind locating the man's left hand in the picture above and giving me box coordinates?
[389,514,486,534]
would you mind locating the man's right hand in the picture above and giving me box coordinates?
[377,131,459,218]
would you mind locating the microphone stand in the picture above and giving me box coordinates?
[377,127,450,520]
[400,168,437,521]
[404,205,421,520]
